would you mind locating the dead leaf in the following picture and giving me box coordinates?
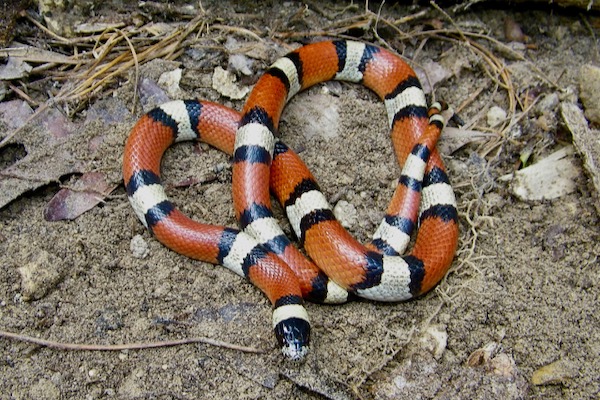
[0,97,128,211]
[44,172,116,221]
[438,126,496,155]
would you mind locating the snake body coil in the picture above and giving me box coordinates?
[123,40,459,360]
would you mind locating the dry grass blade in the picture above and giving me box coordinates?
[0,14,213,146]
[0,14,209,116]
[59,15,206,105]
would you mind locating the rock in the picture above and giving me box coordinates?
[531,359,578,385]
[158,68,183,98]
[578,64,600,124]
[212,66,250,100]
[500,146,579,201]
[536,93,560,114]
[490,353,518,380]
[130,234,150,259]
[467,342,519,380]
[504,17,528,43]
[0,56,32,80]
[18,251,64,301]
[419,325,448,360]
[228,53,254,76]
[333,200,358,229]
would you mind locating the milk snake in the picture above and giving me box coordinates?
[123,40,459,361]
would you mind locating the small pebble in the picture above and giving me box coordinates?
[504,17,527,43]
[213,162,228,173]
[130,234,149,259]
[0,57,32,80]
[536,93,559,114]
[419,325,447,360]
[212,66,250,100]
[228,53,253,76]
[18,251,64,301]
[490,353,518,379]
[157,68,182,98]
[466,342,518,379]
[486,106,507,128]
[333,200,358,229]
[466,342,499,367]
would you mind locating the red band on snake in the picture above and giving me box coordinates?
[123,40,459,361]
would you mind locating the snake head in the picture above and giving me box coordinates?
[274,316,310,362]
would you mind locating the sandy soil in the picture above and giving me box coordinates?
[0,2,599,399]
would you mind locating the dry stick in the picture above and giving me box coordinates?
[393,9,429,25]
[24,12,129,48]
[7,82,38,106]
[273,16,373,39]
[424,32,515,147]
[0,329,264,354]
[0,16,204,144]
[430,1,468,44]
[456,86,485,114]
[65,51,131,100]
[23,13,73,44]
[211,24,263,41]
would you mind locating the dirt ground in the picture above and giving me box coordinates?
[0,1,599,399]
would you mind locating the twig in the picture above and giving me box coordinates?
[24,13,73,44]
[0,329,264,354]
[210,24,263,41]
[7,82,38,106]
